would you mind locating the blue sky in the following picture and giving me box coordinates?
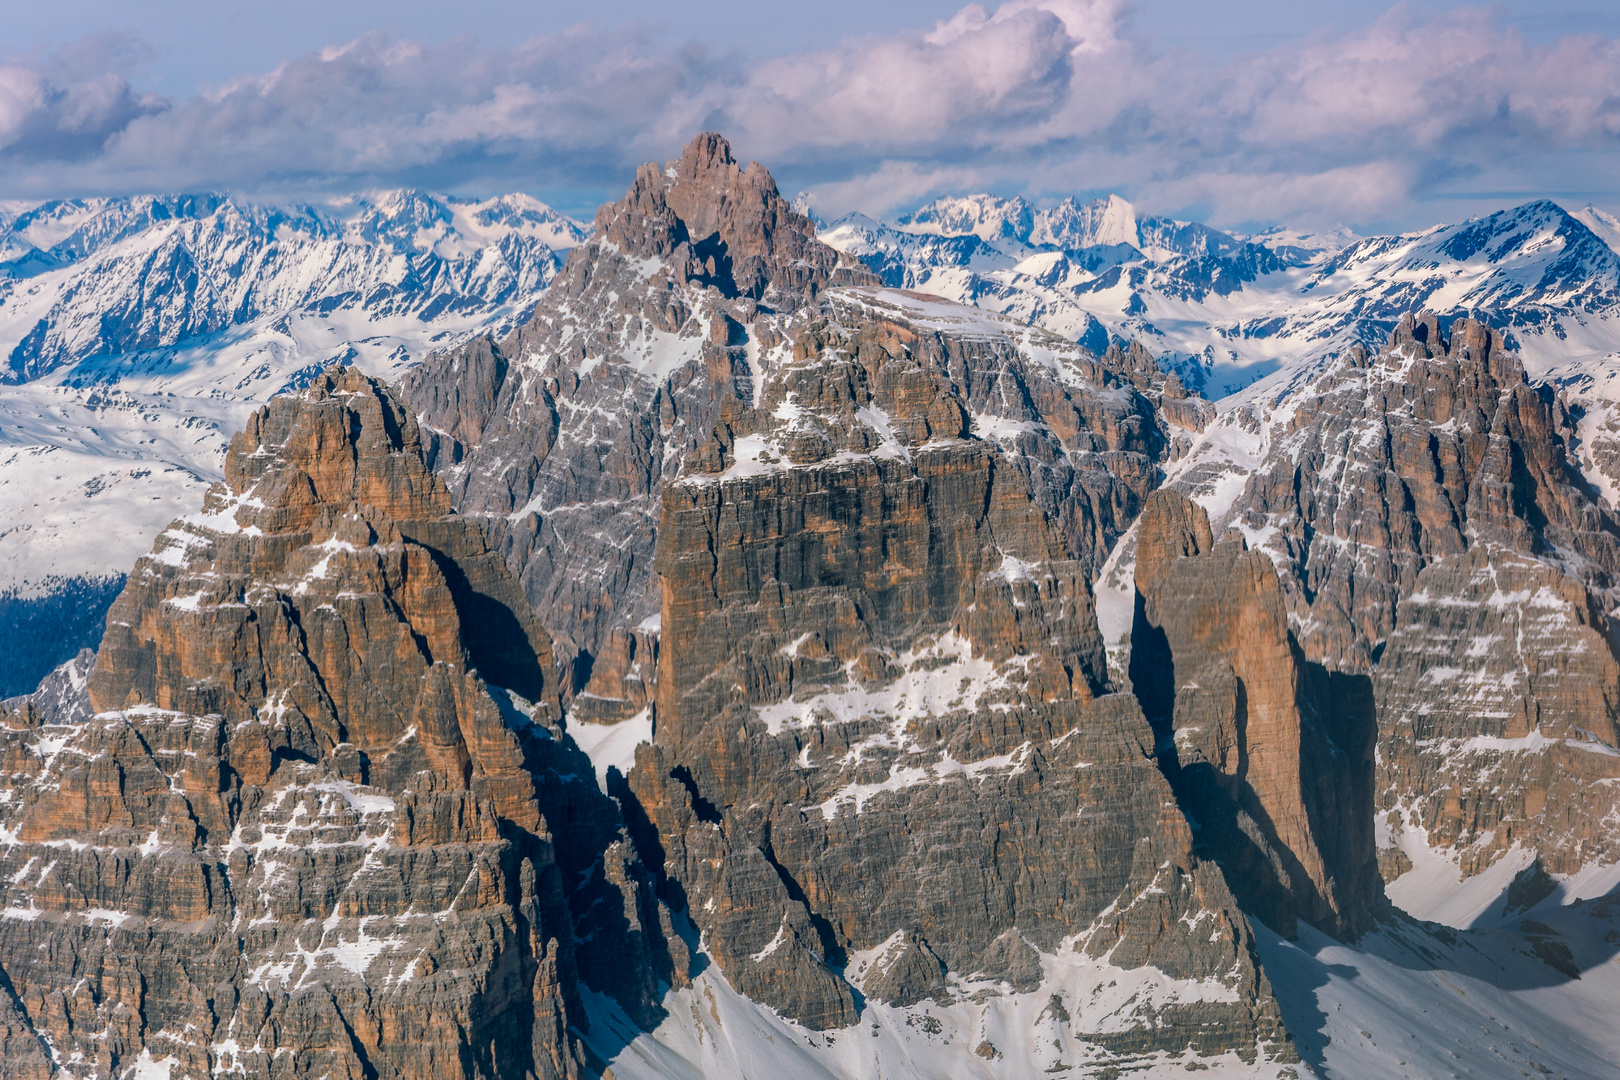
[4,1,1619,230]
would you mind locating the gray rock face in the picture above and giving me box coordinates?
[399,133,881,673]
[1373,546,1620,877]
[3,648,95,726]
[1218,312,1620,673]
[392,136,1304,1065]
[1171,312,1620,892]
[0,369,678,1080]
[616,283,1289,1055]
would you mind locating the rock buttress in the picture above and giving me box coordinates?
[620,297,1291,1063]
[1131,489,1381,939]
[0,368,679,1080]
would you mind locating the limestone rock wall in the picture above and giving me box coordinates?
[1183,313,1620,889]
[399,133,880,672]
[620,292,1290,1058]
[1373,546,1620,877]
[0,369,677,1080]
[1221,312,1620,673]
[1131,490,1380,939]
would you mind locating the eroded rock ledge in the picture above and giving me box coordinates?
[0,370,681,1080]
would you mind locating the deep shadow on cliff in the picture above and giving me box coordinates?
[1130,489,1382,942]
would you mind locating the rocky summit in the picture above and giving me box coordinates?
[0,368,682,1079]
[6,133,1620,1080]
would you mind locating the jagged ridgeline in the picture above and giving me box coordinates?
[5,131,1620,1079]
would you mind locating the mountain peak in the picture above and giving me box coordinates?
[894,192,1145,251]
[898,193,1035,242]
[1572,202,1620,256]
[593,131,871,300]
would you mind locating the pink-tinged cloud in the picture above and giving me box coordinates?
[0,2,1616,228]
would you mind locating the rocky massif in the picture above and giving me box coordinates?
[0,369,680,1079]
[398,133,1302,1070]
[0,189,589,699]
[626,284,1283,1050]
[7,132,1620,1079]
[1131,491,1378,940]
[1159,314,1620,893]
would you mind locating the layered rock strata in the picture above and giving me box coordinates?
[1216,312,1620,673]
[615,289,1291,1059]
[0,369,677,1080]
[400,134,1188,682]
[1131,490,1379,938]
[1373,546,1620,877]
[400,133,881,674]
[391,133,1305,1065]
[1170,312,1620,893]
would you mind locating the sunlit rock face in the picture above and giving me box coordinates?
[399,134,1300,1066]
[0,369,681,1080]
[1130,489,1380,940]
[1166,314,1620,895]
[52,132,1620,1079]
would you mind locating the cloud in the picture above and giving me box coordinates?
[1,3,1618,229]
[0,32,166,163]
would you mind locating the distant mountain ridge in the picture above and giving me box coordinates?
[0,189,587,381]
[823,193,1620,400]
[0,188,588,695]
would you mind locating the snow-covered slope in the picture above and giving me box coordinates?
[824,196,1620,399]
[0,190,586,694]
[0,191,585,380]
[1571,203,1620,257]
[575,855,1620,1080]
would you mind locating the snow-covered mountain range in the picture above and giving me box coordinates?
[821,194,1620,397]
[0,190,586,693]
[7,182,1620,697]
[7,133,1620,1080]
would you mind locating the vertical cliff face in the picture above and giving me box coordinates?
[619,289,1292,1061]
[0,369,677,1080]
[1131,490,1380,940]
[1218,312,1620,673]
[385,135,1321,1069]
[399,133,881,673]
[1171,313,1620,895]
[1373,547,1620,879]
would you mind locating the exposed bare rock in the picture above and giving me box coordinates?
[591,131,872,303]
[1215,312,1620,673]
[391,134,1314,1066]
[1131,490,1380,939]
[612,292,1290,1059]
[1374,545,1620,877]
[858,931,950,1008]
[398,133,880,672]
[0,368,677,1080]
[1156,311,1620,898]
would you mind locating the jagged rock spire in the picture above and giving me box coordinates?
[594,131,876,300]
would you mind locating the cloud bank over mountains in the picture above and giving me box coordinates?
[2,0,1618,228]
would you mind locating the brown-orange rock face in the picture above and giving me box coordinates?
[1173,313,1620,895]
[616,289,1292,1058]
[1373,546,1620,878]
[1131,489,1380,939]
[0,369,677,1080]
[400,133,881,675]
